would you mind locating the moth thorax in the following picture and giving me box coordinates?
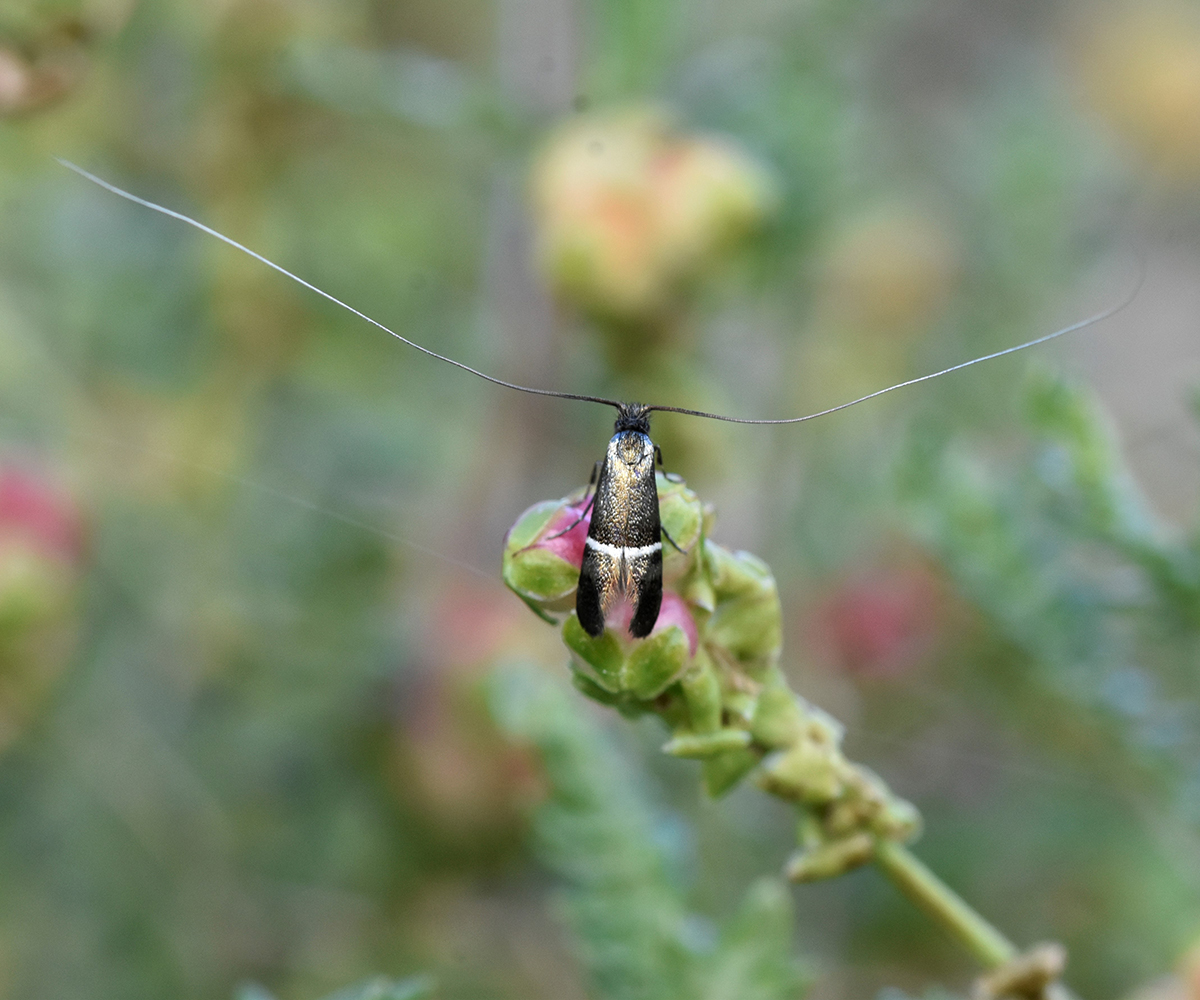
[616,431,650,465]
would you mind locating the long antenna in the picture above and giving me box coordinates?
[57,159,623,412]
[61,160,1140,428]
[649,264,1143,424]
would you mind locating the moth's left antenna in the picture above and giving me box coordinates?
[57,159,623,411]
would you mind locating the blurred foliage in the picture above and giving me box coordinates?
[236,973,436,1000]
[489,663,807,1000]
[0,0,1199,999]
[897,372,1200,993]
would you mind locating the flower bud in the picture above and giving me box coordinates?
[532,108,776,319]
[656,473,705,585]
[702,745,762,798]
[705,543,782,675]
[974,943,1067,1000]
[750,680,807,750]
[562,592,694,700]
[678,647,722,734]
[785,832,876,882]
[502,476,707,638]
[816,206,957,336]
[662,728,752,759]
[757,740,846,805]
[502,494,590,620]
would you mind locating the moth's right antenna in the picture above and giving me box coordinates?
[649,257,1146,425]
[57,159,624,413]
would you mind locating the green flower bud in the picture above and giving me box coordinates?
[705,543,783,675]
[562,612,691,700]
[656,473,706,585]
[678,647,722,734]
[825,794,879,838]
[625,623,691,698]
[873,796,922,842]
[756,741,846,805]
[750,677,806,749]
[785,832,876,882]
[562,614,625,691]
[502,496,588,621]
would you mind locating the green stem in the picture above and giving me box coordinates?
[874,840,1018,969]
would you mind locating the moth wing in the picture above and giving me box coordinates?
[627,462,663,639]
[627,544,663,638]
[576,544,607,637]
[577,458,612,638]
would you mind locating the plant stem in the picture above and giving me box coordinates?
[874,840,1018,969]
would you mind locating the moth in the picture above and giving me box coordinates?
[575,402,663,639]
[59,161,1138,640]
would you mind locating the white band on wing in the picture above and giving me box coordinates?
[586,537,662,559]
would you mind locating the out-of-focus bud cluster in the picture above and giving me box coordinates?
[1076,2,1200,181]
[390,583,544,854]
[503,475,920,881]
[816,206,957,337]
[0,462,84,748]
[0,17,91,117]
[532,109,777,320]
[802,205,959,408]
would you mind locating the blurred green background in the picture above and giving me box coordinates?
[2,1,1200,999]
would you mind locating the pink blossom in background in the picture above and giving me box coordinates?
[817,566,943,679]
[0,465,83,565]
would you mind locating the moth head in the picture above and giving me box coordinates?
[613,402,651,435]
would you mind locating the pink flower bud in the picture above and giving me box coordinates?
[533,497,591,568]
[599,588,699,653]
[651,591,699,657]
